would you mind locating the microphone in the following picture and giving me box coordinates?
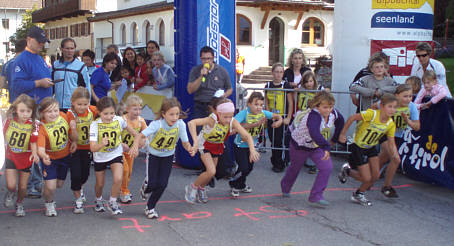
[201,63,210,83]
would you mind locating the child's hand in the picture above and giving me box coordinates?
[122,143,130,152]
[321,150,330,160]
[187,146,196,157]
[70,142,77,153]
[283,117,291,125]
[401,112,409,122]
[70,120,77,130]
[102,137,109,146]
[42,154,51,165]
[338,133,347,144]
[128,146,138,158]
[190,145,198,156]
[249,150,260,163]
[258,117,267,126]
[30,153,40,164]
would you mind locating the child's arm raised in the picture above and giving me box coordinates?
[232,119,260,163]
[271,113,283,128]
[187,117,214,151]
[338,113,363,144]
[401,113,420,131]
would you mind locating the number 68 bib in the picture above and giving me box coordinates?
[6,120,32,153]
[150,128,179,151]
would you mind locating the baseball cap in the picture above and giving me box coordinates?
[27,26,50,43]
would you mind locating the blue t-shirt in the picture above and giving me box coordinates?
[1,58,16,102]
[141,119,189,157]
[11,50,52,103]
[90,67,111,99]
[395,102,419,138]
[234,108,273,148]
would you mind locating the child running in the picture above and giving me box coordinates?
[66,87,98,213]
[378,84,420,198]
[281,91,344,206]
[37,97,78,216]
[133,97,195,218]
[3,94,40,216]
[185,98,260,204]
[338,93,399,206]
[230,92,282,197]
[89,97,139,215]
[119,95,147,203]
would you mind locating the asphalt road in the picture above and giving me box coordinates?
[1,152,453,246]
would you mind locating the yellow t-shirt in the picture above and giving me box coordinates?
[354,109,395,149]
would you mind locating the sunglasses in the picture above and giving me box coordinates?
[416,53,429,58]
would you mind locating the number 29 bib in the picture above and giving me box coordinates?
[44,116,69,152]
[149,127,179,151]
[6,120,32,153]
[98,121,122,152]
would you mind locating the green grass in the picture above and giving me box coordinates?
[439,58,454,95]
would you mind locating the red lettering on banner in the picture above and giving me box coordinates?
[182,211,212,219]
[118,218,152,233]
[233,208,261,221]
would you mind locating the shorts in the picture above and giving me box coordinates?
[348,143,378,169]
[94,156,123,172]
[199,149,222,158]
[41,154,74,181]
[5,159,31,172]
[379,135,387,145]
[395,137,403,148]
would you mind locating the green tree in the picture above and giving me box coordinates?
[8,7,43,51]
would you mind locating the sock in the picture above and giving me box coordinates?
[198,186,205,190]
[110,197,117,203]
[191,183,198,189]
[96,196,102,201]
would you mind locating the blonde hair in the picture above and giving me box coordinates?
[271,62,284,72]
[39,97,59,115]
[125,94,143,107]
[301,71,318,90]
[395,84,412,95]
[380,93,397,106]
[368,56,387,71]
[7,94,37,121]
[422,70,437,83]
[405,76,422,94]
[309,91,335,108]
[151,51,165,62]
[287,48,306,69]
[71,87,90,102]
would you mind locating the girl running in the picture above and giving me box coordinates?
[89,97,139,215]
[3,94,39,216]
[378,84,420,197]
[230,92,282,197]
[133,97,194,218]
[338,93,399,206]
[119,95,147,204]
[66,87,98,213]
[37,97,78,216]
[281,91,344,206]
[185,98,260,204]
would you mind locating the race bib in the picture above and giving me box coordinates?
[246,112,265,137]
[44,116,69,152]
[298,92,315,111]
[6,120,32,153]
[122,125,142,148]
[149,127,179,151]
[391,107,410,130]
[98,121,122,152]
[76,111,94,145]
[204,123,229,144]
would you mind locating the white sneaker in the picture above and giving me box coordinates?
[231,188,240,197]
[80,189,86,202]
[45,202,57,217]
[107,201,123,215]
[241,186,253,193]
[15,204,25,217]
[120,194,132,204]
[140,181,149,201]
[73,198,84,214]
[4,191,15,208]
[145,207,159,219]
[184,184,198,204]
[94,200,106,212]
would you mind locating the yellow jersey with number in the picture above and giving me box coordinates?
[5,119,33,153]
[98,120,122,153]
[121,116,147,149]
[246,112,265,137]
[38,112,72,159]
[266,82,286,115]
[149,127,179,151]
[297,91,315,111]
[354,109,395,149]
[391,107,410,131]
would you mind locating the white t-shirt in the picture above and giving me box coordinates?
[294,74,302,85]
[90,116,127,162]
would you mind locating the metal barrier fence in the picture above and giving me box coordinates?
[238,87,360,155]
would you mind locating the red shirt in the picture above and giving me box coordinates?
[4,118,38,169]
[134,63,150,91]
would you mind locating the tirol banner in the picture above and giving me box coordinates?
[399,99,454,189]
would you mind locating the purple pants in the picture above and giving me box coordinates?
[280,141,333,202]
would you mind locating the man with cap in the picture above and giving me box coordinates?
[12,26,53,103]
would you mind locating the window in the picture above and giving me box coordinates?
[120,24,126,45]
[158,20,165,46]
[132,22,138,45]
[2,19,9,29]
[144,21,150,44]
[236,14,251,45]
[50,29,56,40]
[3,42,9,54]
[301,18,324,46]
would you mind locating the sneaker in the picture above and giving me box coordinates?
[107,201,123,215]
[338,163,351,184]
[73,198,84,214]
[240,186,252,193]
[197,187,208,203]
[140,181,149,201]
[231,188,240,197]
[120,194,132,204]
[308,199,330,207]
[4,191,15,208]
[15,204,25,217]
[184,185,198,204]
[307,166,317,174]
[80,189,86,202]
[381,186,399,198]
[94,200,106,212]
[45,202,57,217]
[145,207,159,219]
[351,191,372,206]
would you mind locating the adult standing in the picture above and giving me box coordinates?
[82,49,98,79]
[91,53,118,104]
[151,51,175,96]
[12,26,53,104]
[106,44,122,89]
[52,38,90,110]
[284,48,311,88]
[122,47,137,81]
[145,40,160,62]
[411,42,452,97]
[0,39,26,103]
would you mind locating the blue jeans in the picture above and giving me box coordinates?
[27,162,43,192]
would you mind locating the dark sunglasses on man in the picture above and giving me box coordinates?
[416,53,429,58]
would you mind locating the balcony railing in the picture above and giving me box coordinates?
[32,0,96,23]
